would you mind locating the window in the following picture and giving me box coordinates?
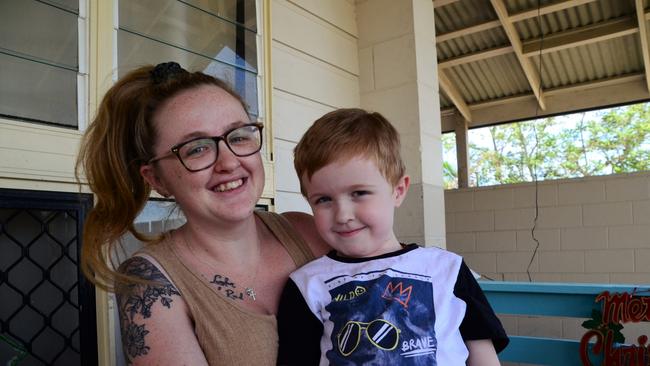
[0,0,81,128]
[118,0,259,116]
[443,102,650,188]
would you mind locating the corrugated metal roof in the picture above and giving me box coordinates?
[435,0,650,129]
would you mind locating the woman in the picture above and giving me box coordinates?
[77,62,328,365]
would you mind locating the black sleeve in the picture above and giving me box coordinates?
[277,279,324,366]
[453,260,509,353]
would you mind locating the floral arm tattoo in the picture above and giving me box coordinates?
[116,257,181,365]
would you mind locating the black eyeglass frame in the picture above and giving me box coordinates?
[148,122,264,172]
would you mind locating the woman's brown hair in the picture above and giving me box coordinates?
[76,63,247,290]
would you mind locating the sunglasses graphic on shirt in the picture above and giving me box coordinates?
[336,319,401,356]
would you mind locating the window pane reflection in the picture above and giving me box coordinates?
[118,30,259,117]
[184,0,257,31]
[0,53,77,126]
[119,0,257,72]
[0,0,78,69]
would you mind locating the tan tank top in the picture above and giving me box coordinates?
[139,211,315,365]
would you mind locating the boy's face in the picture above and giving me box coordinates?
[302,156,409,258]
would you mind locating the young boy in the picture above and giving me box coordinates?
[277,108,508,365]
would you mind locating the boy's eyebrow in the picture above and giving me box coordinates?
[348,184,375,190]
[306,184,377,200]
[306,192,324,201]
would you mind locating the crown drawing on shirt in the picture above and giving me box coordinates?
[382,281,413,308]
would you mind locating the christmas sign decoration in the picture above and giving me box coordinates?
[580,290,650,366]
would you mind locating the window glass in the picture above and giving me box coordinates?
[0,0,79,127]
[42,0,79,12]
[184,0,257,31]
[119,0,257,72]
[0,0,78,68]
[118,0,259,117]
[0,54,77,126]
[117,30,259,117]
[134,200,185,231]
[115,200,185,264]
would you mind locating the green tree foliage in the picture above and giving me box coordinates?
[442,133,458,189]
[443,103,650,188]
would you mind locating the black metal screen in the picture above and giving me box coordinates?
[0,189,96,366]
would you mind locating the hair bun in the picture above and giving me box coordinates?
[150,61,186,84]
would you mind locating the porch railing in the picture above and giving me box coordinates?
[479,281,650,366]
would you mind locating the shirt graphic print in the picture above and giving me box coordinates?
[324,268,437,365]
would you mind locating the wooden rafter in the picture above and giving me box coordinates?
[636,0,650,92]
[436,20,502,43]
[490,0,545,110]
[508,0,596,23]
[471,73,645,109]
[438,45,512,69]
[440,73,649,132]
[437,15,645,67]
[433,0,460,8]
[436,0,596,44]
[438,70,472,122]
[522,16,638,56]
[434,0,650,123]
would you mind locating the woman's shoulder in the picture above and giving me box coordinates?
[115,255,206,365]
[117,254,173,286]
[116,255,182,309]
[280,211,330,257]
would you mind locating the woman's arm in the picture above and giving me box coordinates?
[117,256,208,366]
[466,339,500,365]
[282,211,331,257]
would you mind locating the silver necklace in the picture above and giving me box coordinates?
[179,230,260,301]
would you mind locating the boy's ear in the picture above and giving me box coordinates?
[140,164,171,197]
[393,175,410,207]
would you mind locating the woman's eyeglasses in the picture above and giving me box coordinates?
[148,123,263,172]
[337,319,400,356]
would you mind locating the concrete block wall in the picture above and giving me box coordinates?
[271,0,360,213]
[357,0,445,246]
[445,172,650,345]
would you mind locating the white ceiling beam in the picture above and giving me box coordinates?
[522,16,638,56]
[438,70,472,122]
[433,0,460,8]
[473,73,645,109]
[490,0,546,110]
[436,20,502,43]
[636,0,650,92]
[436,0,596,44]
[438,45,513,69]
[440,73,648,131]
[437,16,642,66]
[508,0,597,23]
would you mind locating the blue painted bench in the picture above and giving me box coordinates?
[479,281,650,365]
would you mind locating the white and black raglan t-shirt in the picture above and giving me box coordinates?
[277,244,509,366]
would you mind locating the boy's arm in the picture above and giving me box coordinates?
[454,260,510,354]
[277,278,324,366]
[465,339,500,366]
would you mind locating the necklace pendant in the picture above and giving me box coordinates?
[245,287,256,301]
